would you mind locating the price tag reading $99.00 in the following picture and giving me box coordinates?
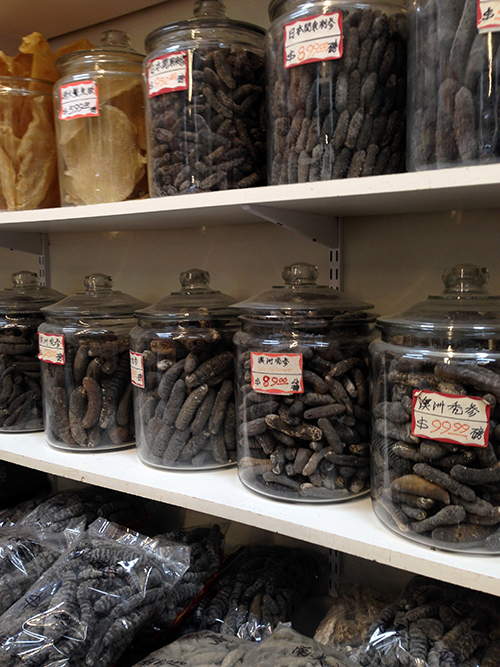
[283,12,343,68]
[146,52,189,98]
[130,351,145,389]
[412,390,491,448]
[477,0,500,32]
[251,352,303,394]
[38,332,65,365]
[59,81,99,120]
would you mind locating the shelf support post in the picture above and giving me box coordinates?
[0,232,51,286]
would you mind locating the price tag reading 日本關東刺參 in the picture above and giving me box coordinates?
[146,52,189,98]
[478,0,500,31]
[130,351,145,389]
[412,390,490,448]
[283,12,343,68]
[250,352,303,394]
[59,81,99,120]
[38,332,65,365]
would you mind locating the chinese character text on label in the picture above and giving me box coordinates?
[477,0,500,31]
[130,351,145,389]
[59,81,99,120]
[412,389,490,448]
[38,333,65,365]
[147,52,189,97]
[283,12,343,68]
[250,352,303,394]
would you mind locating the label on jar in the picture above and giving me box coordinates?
[59,80,99,120]
[130,351,145,388]
[477,1,500,32]
[146,52,189,97]
[412,390,490,448]
[250,352,303,394]
[283,12,343,68]
[38,332,65,365]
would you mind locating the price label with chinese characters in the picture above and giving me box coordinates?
[412,390,490,448]
[130,351,145,389]
[146,52,189,97]
[283,12,343,68]
[38,333,65,365]
[250,352,303,394]
[477,0,500,31]
[59,81,99,120]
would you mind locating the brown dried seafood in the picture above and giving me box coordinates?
[371,352,500,550]
[267,6,407,183]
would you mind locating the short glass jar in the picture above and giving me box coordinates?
[0,271,64,432]
[267,0,407,184]
[370,265,500,552]
[54,31,147,205]
[0,77,58,210]
[144,0,266,196]
[233,262,375,502]
[130,269,238,469]
[38,274,147,451]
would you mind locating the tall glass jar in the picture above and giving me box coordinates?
[370,265,500,553]
[0,77,58,210]
[267,0,407,184]
[408,0,500,170]
[38,274,147,451]
[130,269,239,469]
[233,263,375,502]
[144,0,266,196]
[0,271,64,432]
[54,30,147,205]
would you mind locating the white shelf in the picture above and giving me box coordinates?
[0,164,499,234]
[1,433,499,596]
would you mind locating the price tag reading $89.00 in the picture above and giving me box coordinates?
[412,390,491,448]
[59,81,99,120]
[477,0,500,32]
[38,333,65,365]
[130,351,145,389]
[283,12,343,68]
[146,52,189,98]
[251,352,303,394]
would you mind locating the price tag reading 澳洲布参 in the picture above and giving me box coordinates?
[59,80,99,120]
[250,352,303,394]
[38,332,65,365]
[130,351,145,389]
[412,390,490,448]
[477,0,500,31]
[146,52,189,98]
[283,12,343,68]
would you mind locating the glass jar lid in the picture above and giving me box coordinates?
[233,262,374,321]
[268,0,406,21]
[135,268,236,322]
[0,271,66,314]
[41,273,147,318]
[56,30,144,75]
[145,0,265,54]
[378,265,500,340]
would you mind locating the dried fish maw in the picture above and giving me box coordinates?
[0,143,16,210]
[12,53,33,78]
[0,123,20,170]
[58,116,86,146]
[111,84,146,150]
[97,76,140,105]
[19,32,58,84]
[16,95,56,210]
[0,52,15,76]
[63,104,145,205]
[54,39,94,60]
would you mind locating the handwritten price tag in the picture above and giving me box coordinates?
[59,81,99,120]
[38,332,65,365]
[412,390,490,448]
[283,12,343,68]
[477,0,500,32]
[146,51,189,97]
[251,352,303,395]
[130,351,145,389]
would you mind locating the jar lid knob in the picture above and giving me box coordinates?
[11,270,39,288]
[100,29,133,49]
[193,0,227,17]
[442,265,489,295]
[84,273,114,293]
[180,268,210,289]
[281,262,318,285]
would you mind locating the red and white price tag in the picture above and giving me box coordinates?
[250,352,303,395]
[477,0,500,31]
[38,332,65,365]
[146,51,189,97]
[283,12,343,68]
[59,80,99,120]
[130,351,145,389]
[412,390,490,448]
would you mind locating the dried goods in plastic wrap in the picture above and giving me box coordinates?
[0,518,190,667]
[314,584,392,658]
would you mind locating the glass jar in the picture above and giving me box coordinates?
[267,0,407,184]
[370,265,500,553]
[130,269,239,469]
[408,1,500,170]
[0,77,58,210]
[0,271,65,432]
[144,0,266,196]
[38,274,147,451]
[54,30,147,206]
[233,262,375,502]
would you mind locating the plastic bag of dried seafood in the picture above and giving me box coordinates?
[0,517,190,667]
[314,584,392,659]
[354,575,500,667]
[0,492,51,530]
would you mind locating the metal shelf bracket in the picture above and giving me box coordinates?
[0,232,51,286]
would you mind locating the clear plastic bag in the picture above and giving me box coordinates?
[0,518,190,667]
[0,492,51,530]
